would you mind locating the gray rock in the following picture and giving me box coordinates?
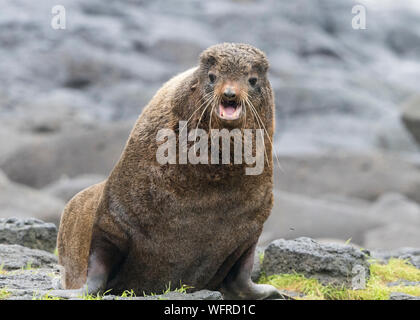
[368,193,420,226]
[262,237,370,287]
[0,244,57,271]
[13,89,96,134]
[32,289,223,301]
[0,266,222,300]
[274,152,420,204]
[0,122,132,188]
[386,22,420,58]
[318,194,371,208]
[42,174,106,202]
[143,38,207,68]
[371,248,420,269]
[364,223,420,250]
[374,116,420,153]
[0,218,57,252]
[274,83,384,117]
[0,125,43,164]
[0,171,65,225]
[260,190,382,247]
[0,268,59,293]
[402,95,420,145]
[98,81,159,120]
[389,292,420,300]
[387,280,420,287]
[363,194,420,249]
[1,0,420,158]
[141,290,223,301]
[402,255,420,269]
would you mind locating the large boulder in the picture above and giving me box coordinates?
[370,248,420,269]
[389,293,420,301]
[0,122,132,189]
[0,125,43,164]
[0,171,64,225]
[274,152,420,203]
[260,190,382,247]
[386,22,420,58]
[42,174,106,202]
[362,193,420,249]
[12,89,97,134]
[262,237,370,287]
[364,224,420,251]
[0,244,57,271]
[401,95,420,145]
[0,218,57,252]
[367,193,420,226]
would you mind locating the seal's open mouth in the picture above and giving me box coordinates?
[218,99,242,120]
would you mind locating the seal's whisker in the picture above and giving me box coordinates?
[241,98,247,131]
[245,97,273,166]
[245,98,270,168]
[209,95,219,134]
[245,95,283,172]
[193,94,215,153]
[195,94,214,133]
[180,92,213,135]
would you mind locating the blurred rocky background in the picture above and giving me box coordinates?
[0,0,420,251]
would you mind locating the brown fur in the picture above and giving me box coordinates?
[57,43,275,295]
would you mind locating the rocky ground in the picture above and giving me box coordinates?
[1,0,420,299]
[0,218,419,300]
[1,0,420,250]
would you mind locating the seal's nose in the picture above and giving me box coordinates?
[223,87,236,99]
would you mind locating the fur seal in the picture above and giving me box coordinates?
[55,43,284,299]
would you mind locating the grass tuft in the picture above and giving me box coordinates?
[144,281,194,298]
[0,288,11,300]
[32,291,63,300]
[259,258,420,300]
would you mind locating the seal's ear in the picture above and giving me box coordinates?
[199,51,217,69]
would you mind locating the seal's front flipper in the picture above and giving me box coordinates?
[82,231,126,294]
[44,236,122,299]
[49,233,125,299]
[219,242,294,300]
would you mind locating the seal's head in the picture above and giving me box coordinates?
[197,43,271,128]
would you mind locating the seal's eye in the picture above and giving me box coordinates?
[248,77,258,86]
[208,73,217,83]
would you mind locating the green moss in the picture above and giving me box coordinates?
[80,291,112,300]
[164,283,194,294]
[258,258,420,300]
[259,252,264,265]
[32,292,63,300]
[0,264,7,275]
[369,258,420,282]
[0,288,11,300]
[118,289,136,299]
[143,282,194,299]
